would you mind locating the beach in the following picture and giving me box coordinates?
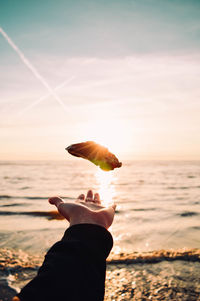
[0,248,200,300]
[106,260,200,300]
[0,160,200,300]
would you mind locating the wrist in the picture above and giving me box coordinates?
[69,220,107,229]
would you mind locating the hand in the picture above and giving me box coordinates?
[49,190,116,229]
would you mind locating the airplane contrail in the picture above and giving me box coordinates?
[0,27,67,111]
[18,76,75,116]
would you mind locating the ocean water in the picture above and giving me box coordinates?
[0,160,200,255]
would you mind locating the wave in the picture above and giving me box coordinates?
[0,203,26,207]
[1,208,198,220]
[108,248,200,264]
[167,186,200,190]
[0,195,48,200]
[179,211,199,217]
[0,248,199,271]
[191,226,200,230]
[0,195,73,200]
[0,195,12,199]
[0,210,64,220]
[131,208,156,212]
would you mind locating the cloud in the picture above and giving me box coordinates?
[0,27,68,112]
[1,52,200,114]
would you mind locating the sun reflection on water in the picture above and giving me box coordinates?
[95,169,116,207]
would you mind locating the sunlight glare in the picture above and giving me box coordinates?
[81,119,130,156]
[96,169,116,207]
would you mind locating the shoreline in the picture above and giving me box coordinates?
[0,248,200,300]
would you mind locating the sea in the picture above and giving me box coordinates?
[0,159,200,255]
[1,160,200,298]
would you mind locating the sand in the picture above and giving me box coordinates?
[105,261,200,300]
[0,248,200,301]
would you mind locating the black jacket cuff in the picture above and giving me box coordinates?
[61,223,113,259]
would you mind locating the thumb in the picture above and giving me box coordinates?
[48,196,64,208]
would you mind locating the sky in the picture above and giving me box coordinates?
[0,0,200,160]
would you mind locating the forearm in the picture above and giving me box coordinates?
[16,224,113,301]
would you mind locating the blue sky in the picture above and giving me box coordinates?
[0,0,200,160]
[1,0,200,57]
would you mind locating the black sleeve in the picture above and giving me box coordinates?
[16,224,113,301]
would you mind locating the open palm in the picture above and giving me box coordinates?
[49,190,116,229]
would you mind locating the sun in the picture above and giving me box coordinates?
[80,119,131,156]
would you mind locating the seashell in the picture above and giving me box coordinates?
[66,141,122,171]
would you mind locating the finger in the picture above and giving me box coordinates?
[111,203,117,211]
[77,194,85,200]
[94,193,101,204]
[86,190,93,202]
[48,197,64,207]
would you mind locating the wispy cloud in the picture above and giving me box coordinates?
[1,53,200,117]
[0,27,68,112]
